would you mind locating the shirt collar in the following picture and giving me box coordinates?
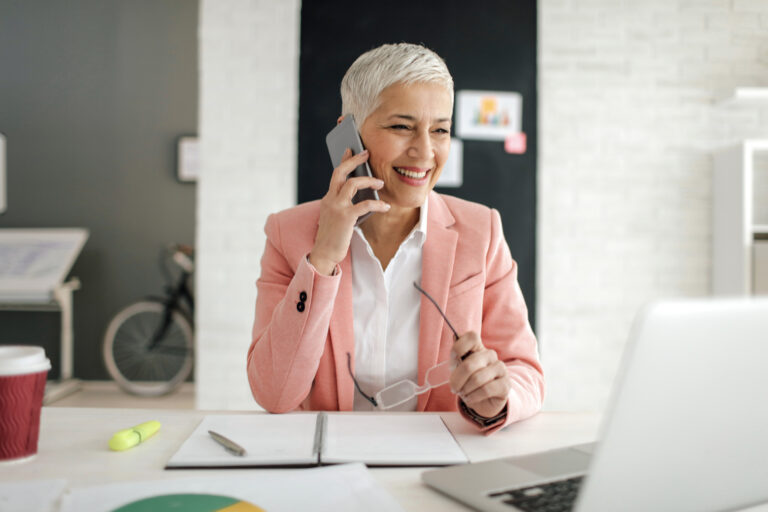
[412,195,429,246]
[353,195,429,247]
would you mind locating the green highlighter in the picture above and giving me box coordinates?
[109,421,161,451]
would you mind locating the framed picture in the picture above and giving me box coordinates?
[436,138,463,188]
[456,90,522,141]
[0,132,6,213]
[176,136,199,183]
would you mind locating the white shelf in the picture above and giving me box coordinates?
[717,87,768,106]
[712,139,768,295]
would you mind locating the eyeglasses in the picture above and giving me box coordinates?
[347,281,459,410]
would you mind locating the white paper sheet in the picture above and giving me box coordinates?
[60,463,404,512]
[166,414,318,468]
[436,138,463,188]
[323,414,467,466]
[0,479,67,512]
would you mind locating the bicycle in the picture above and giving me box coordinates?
[103,244,195,396]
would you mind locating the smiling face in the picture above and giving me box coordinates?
[358,81,453,210]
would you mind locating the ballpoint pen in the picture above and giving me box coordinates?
[208,430,247,456]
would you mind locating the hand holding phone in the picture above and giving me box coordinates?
[325,115,380,226]
[308,116,389,275]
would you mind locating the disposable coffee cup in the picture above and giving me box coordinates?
[0,346,51,463]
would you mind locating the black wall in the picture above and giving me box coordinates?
[0,0,198,379]
[298,0,538,327]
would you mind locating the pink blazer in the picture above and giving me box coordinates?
[248,191,544,433]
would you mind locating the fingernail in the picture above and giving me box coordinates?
[361,149,369,155]
[384,203,391,210]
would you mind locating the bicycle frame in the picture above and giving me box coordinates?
[147,268,194,353]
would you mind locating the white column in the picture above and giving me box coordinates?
[196,0,300,410]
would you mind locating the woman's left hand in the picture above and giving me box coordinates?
[449,331,510,419]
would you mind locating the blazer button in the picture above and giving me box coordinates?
[299,291,307,302]
[296,301,305,312]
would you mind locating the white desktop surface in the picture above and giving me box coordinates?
[0,407,600,511]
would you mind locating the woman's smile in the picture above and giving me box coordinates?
[393,166,431,184]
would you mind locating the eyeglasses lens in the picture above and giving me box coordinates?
[376,379,418,410]
[425,359,452,388]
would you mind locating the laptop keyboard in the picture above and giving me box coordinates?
[488,475,584,511]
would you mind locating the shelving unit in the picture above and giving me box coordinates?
[0,228,89,403]
[712,139,768,295]
[716,87,768,106]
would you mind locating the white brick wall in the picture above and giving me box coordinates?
[538,0,768,411]
[196,0,299,410]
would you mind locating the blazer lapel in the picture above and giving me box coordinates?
[417,193,457,410]
[329,252,355,411]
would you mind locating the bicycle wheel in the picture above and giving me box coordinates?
[103,300,193,396]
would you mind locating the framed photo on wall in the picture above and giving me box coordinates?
[0,132,6,213]
[176,136,199,183]
[456,90,522,141]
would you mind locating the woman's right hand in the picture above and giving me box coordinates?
[308,148,390,275]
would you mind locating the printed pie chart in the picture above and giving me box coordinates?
[112,493,265,512]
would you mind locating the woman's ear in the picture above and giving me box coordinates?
[336,115,344,125]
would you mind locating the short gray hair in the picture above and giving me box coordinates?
[340,43,454,125]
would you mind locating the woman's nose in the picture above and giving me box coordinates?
[407,130,433,160]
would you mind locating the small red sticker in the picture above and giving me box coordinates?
[504,132,526,154]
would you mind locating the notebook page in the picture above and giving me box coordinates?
[166,413,318,468]
[322,413,468,466]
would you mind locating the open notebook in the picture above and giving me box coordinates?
[166,412,468,469]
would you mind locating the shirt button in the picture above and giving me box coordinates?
[297,301,305,313]
[299,291,307,302]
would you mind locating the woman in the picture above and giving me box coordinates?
[247,43,543,433]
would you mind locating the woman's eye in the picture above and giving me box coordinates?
[389,124,410,130]
[434,128,450,134]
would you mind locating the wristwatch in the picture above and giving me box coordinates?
[459,400,508,427]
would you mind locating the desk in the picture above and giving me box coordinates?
[0,407,600,511]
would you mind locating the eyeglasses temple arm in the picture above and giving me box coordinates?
[413,281,459,340]
[346,352,378,407]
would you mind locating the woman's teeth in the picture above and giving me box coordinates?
[394,167,428,179]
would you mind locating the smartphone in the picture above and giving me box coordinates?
[325,115,380,226]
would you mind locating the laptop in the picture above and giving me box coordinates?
[423,298,768,512]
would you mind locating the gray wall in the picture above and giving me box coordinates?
[0,0,198,379]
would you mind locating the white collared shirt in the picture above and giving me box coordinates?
[351,198,428,411]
